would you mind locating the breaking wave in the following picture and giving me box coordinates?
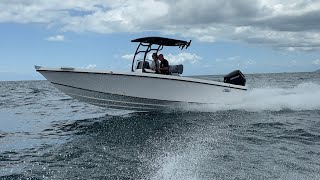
[182,82,320,112]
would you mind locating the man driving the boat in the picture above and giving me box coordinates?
[150,53,160,73]
[158,54,170,75]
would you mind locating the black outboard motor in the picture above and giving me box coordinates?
[224,70,246,86]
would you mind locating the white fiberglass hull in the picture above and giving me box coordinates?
[36,67,247,110]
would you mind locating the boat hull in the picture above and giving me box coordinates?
[36,67,247,110]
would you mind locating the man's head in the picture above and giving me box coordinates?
[152,53,158,60]
[158,54,164,61]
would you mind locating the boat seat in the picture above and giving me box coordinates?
[169,64,183,74]
[137,61,150,69]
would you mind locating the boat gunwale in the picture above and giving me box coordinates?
[37,68,247,91]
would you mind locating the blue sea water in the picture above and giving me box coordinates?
[1,72,320,179]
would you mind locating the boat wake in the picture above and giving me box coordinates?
[181,82,320,112]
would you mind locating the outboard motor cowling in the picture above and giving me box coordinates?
[224,70,246,86]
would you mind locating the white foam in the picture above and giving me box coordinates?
[182,82,320,112]
[150,143,208,180]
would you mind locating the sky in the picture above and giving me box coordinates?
[1,0,320,81]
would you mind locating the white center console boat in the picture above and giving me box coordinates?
[35,37,247,111]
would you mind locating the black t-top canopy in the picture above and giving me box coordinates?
[131,36,191,49]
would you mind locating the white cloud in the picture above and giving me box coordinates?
[287,47,296,52]
[46,35,64,42]
[290,60,297,65]
[212,56,257,69]
[83,64,96,69]
[166,52,202,64]
[121,54,134,60]
[227,56,241,61]
[60,0,169,33]
[312,59,320,65]
[121,52,201,65]
[246,60,257,65]
[121,53,148,61]
[1,0,320,51]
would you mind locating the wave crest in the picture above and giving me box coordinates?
[182,82,320,112]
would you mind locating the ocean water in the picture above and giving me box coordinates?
[1,72,320,179]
